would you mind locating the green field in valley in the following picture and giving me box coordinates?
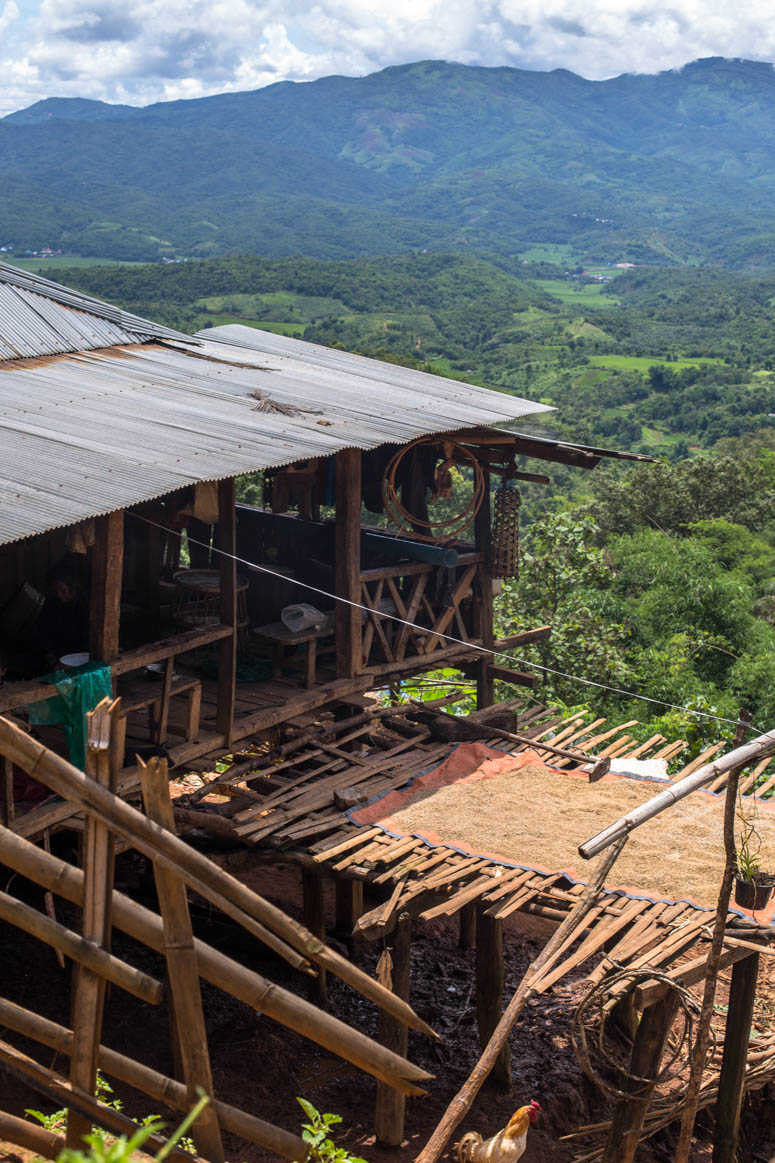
[535,278,620,308]
[588,354,721,372]
[4,256,146,272]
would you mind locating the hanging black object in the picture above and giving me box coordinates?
[491,469,520,579]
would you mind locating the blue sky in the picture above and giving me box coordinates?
[2,1,775,117]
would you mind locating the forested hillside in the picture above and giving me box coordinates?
[8,57,775,264]
[52,252,775,455]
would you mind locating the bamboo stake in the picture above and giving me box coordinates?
[674,710,751,1163]
[0,889,161,1003]
[0,1109,64,1160]
[0,716,435,1041]
[414,837,627,1163]
[0,827,430,1095]
[0,996,307,1161]
[139,756,225,1162]
[68,698,120,1150]
[580,724,775,859]
[0,1038,195,1161]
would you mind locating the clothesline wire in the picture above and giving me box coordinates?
[131,512,761,736]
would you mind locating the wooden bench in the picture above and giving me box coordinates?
[251,621,332,689]
[117,674,202,745]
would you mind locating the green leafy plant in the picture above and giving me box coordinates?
[736,792,763,882]
[54,1089,209,1163]
[296,1098,368,1163]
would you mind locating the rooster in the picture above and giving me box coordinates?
[456,1102,541,1163]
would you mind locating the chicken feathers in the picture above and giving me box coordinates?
[456,1102,541,1163]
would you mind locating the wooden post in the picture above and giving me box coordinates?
[215,478,237,744]
[475,904,511,1088]
[90,511,124,663]
[601,991,680,1163]
[66,698,120,1150]
[139,756,225,1163]
[302,866,327,1007]
[713,952,760,1163]
[474,463,493,710]
[335,876,363,937]
[458,902,476,951]
[1,755,13,826]
[336,449,362,680]
[375,913,412,1147]
[674,709,752,1163]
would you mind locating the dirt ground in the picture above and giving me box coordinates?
[1,844,775,1163]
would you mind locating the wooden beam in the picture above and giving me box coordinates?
[475,905,511,1088]
[713,952,761,1163]
[90,511,124,662]
[375,913,412,1147]
[493,625,551,651]
[336,448,362,679]
[139,756,225,1163]
[216,478,237,744]
[474,464,494,711]
[67,699,120,1150]
[487,664,538,689]
[601,991,680,1163]
[302,866,327,1008]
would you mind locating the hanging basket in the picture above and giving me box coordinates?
[734,872,775,911]
[491,478,520,579]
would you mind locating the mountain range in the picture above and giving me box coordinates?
[6,56,775,265]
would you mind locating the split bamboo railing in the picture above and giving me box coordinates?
[0,699,435,1161]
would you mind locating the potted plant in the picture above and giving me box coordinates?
[734,795,775,911]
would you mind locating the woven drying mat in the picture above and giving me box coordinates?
[386,762,775,912]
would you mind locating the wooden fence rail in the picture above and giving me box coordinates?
[0,699,435,1161]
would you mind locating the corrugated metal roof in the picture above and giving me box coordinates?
[0,325,552,546]
[0,262,192,359]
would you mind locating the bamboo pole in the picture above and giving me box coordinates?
[0,996,307,1161]
[0,715,435,1042]
[674,711,751,1163]
[579,726,775,859]
[139,756,225,1162]
[414,837,627,1163]
[0,1038,194,1161]
[0,889,161,1003]
[68,698,120,1150]
[0,828,430,1095]
[0,1109,64,1160]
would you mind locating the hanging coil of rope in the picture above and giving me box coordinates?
[381,437,486,543]
[570,967,714,1101]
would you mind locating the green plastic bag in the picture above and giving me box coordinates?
[30,662,113,770]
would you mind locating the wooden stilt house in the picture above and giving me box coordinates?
[0,261,645,838]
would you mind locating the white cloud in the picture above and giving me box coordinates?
[3,0,775,116]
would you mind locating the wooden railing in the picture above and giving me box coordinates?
[0,702,433,1161]
[359,552,483,674]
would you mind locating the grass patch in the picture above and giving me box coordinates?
[589,354,720,372]
[6,256,145,271]
[518,242,575,264]
[534,279,620,308]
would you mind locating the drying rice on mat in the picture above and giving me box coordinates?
[385,762,775,909]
